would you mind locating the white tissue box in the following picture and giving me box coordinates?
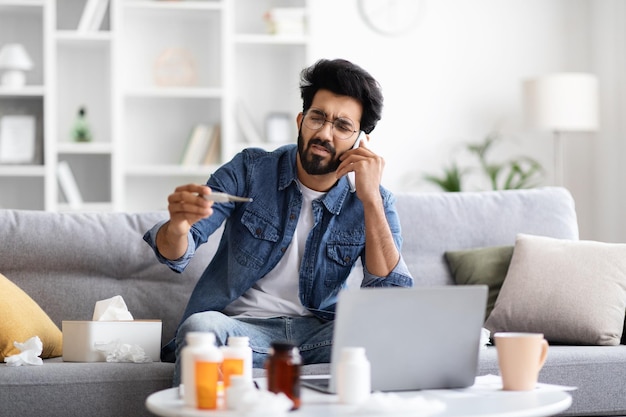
[62,320,162,362]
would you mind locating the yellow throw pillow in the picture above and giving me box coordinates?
[0,273,63,361]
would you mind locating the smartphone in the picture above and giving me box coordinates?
[347,131,366,193]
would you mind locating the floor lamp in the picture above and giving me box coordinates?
[523,73,599,186]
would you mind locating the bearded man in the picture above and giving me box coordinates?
[144,58,413,385]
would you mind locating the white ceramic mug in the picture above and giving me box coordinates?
[494,332,549,391]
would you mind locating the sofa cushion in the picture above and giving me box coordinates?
[445,245,514,320]
[395,187,579,286]
[484,234,626,345]
[0,273,63,361]
[0,357,173,417]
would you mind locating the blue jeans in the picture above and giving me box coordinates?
[172,312,334,386]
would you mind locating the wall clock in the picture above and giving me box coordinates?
[357,0,425,37]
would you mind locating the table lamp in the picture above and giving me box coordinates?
[523,73,599,185]
[0,43,34,87]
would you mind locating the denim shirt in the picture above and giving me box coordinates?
[144,145,413,325]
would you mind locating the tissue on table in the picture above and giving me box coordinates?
[62,295,161,363]
[230,390,293,416]
[353,392,446,415]
[3,336,44,367]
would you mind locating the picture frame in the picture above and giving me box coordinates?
[265,112,292,143]
[0,115,36,164]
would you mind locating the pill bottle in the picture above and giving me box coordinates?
[265,341,302,410]
[181,332,216,408]
[195,337,224,410]
[337,347,371,405]
[221,336,253,388]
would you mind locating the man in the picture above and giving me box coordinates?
[144,58,413,385]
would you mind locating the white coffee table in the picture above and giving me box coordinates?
[146,376,572,417]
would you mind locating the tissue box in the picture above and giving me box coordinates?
[62,320,162,362]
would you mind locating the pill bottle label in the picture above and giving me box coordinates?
[195,361,220,410]
[222,357,245,388]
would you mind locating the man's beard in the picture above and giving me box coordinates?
[297,131,341,175]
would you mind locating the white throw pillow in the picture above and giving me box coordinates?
[484,234,626,345]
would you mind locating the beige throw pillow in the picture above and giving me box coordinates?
[484,234,626,345]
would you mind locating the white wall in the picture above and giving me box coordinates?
[587,0,626,243]
[307,0,624,242]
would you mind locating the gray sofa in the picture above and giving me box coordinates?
[1,186,625,416]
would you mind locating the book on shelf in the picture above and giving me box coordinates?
[77,0,109,32]
[57,161,84,210]
[180,124,218,166]
[201,125,221,165]
[236,100,263,143]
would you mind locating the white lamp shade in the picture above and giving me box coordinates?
[523,73,599,132]
[0,43,34,71]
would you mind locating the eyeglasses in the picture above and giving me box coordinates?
[302,108,358,140]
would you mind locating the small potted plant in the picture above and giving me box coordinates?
[71,106,92,143]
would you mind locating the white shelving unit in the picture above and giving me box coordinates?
[116,0,225,212]
[0,0,48,210]
[225,0,310,161]
[0,0,309,212]
[54,0,115,212]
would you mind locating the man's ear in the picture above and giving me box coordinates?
[296,112,303,128]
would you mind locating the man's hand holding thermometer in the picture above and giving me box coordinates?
[201,192,253,203]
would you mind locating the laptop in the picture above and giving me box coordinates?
[301,285,487,393]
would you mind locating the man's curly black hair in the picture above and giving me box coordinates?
[299,59,383,134]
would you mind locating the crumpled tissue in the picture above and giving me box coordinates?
[92,295,134,321]
[3,336,44,367]
[94,339,152,363]
[352,392,446,415]
[229,389,293,416]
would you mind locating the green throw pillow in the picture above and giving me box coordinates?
[445,245,514,321]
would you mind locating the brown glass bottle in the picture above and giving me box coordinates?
[265,341,302,410]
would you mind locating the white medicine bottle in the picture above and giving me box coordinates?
[220,336,253,388]
[181,332,217,408]
[337,346,371,405]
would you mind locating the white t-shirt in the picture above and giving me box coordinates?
[223,182,325,318]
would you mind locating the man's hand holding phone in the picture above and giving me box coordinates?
[338,131,385,201]
[347,131,366,192]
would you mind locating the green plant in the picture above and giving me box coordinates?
[424,133,544,192]
[422,162,467,192]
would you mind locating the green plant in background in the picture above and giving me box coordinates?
[424,133,544,192]
[423,162,467,192]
